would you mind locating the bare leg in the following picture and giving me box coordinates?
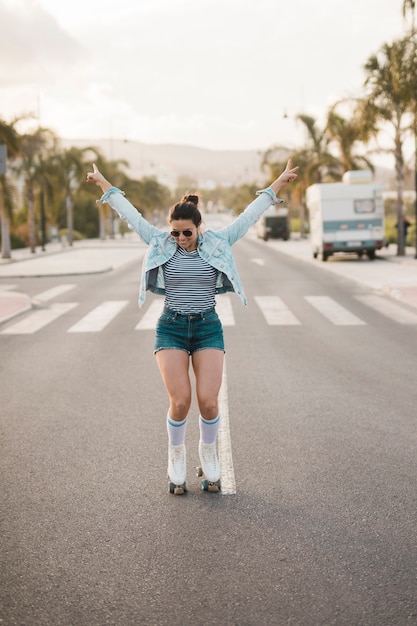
[192,349,224,420]
[155,349,192,421]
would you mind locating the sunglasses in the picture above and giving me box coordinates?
[170,229,194,238]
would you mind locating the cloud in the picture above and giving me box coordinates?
[0,0,86,86]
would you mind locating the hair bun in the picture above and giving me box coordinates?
[183,193,199,206]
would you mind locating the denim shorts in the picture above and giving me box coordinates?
[154,307,225,355]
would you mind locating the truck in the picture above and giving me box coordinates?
[306,170,385,261]
[256,206,290,241]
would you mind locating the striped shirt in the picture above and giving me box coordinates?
[163,246,218,313]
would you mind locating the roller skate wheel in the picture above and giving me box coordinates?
[168,481,186,495]
[202,479,221,493]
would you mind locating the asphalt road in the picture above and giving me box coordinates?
[1,237,417,625]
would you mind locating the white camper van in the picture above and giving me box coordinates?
[306,171,385,261]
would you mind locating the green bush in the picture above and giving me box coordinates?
[10,232,27,249]
[385,218,415,246]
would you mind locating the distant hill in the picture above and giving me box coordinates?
[61,138,276,189]
[62,137,399,191]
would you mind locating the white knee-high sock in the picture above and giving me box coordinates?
[166,414,187,446]
[199,414,220,444]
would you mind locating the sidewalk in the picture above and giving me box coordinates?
[1,235,417,325]
[270,238,417,308]
[0,236,146,324]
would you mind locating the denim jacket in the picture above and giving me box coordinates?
[98,187,283,307]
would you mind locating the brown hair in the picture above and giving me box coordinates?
[168,193,202,226]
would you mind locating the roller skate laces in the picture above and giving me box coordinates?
[167,443,187,495]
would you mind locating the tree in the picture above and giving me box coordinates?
[359,36,417,255]
[402,0,417,257]
[262,116,341,236]
[17,126,59,253]
[56,146,100,245]
[0,119,20,258]
[325,104,375,173]
[295,114,341,184]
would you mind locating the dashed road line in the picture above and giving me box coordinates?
[218,360,236,495]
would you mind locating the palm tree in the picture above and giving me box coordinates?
[359,36,417,255]
[295,114,341,184]
[0,119,20,258]
[56,146,100,245]
[325,105,375,174]
[18,127,59,253]
[402,0,417,257]
[262,116,341,236]
[90,157,130,239]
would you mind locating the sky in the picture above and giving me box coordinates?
[0,0,408,157]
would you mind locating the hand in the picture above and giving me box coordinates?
[86,164,112,193]
[270,159,299,194]
[86,163,104,185]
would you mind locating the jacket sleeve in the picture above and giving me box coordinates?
[97,187,163,245]
[221,189,284,246]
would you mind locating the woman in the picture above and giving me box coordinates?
[86,159,298,494]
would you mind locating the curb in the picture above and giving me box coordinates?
[0,266,113,279]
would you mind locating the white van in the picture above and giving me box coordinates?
[306,171,385,261]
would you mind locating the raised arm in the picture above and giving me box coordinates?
[221,159,299,244]
[86,163,162,244]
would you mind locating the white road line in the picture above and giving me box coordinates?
[68,301,128,333]
[254,295,301,325]
[216,296,235,326]
[356,294,417,325]
[135,300,164,330]
[1,303,78,334]
[218,360,236,495]
[305,296,366,326]
[251,258,265,266]
[33,284,77,302]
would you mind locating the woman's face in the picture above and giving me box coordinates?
[169,219,199,252]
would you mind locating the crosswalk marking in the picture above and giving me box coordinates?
[67,301,129,333]
[305,296,366,326]
[215,296,235,326]
[34,284,77,302]
[3,289,417,336]
[0,284,18,291]
[254,295,301,325]
[135,296,236,330]
[135,300,164,330]
[1,303,78,334]
[356,295,417,325]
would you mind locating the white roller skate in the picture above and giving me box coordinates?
[167,443,187,495]
[197,441,221,492]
